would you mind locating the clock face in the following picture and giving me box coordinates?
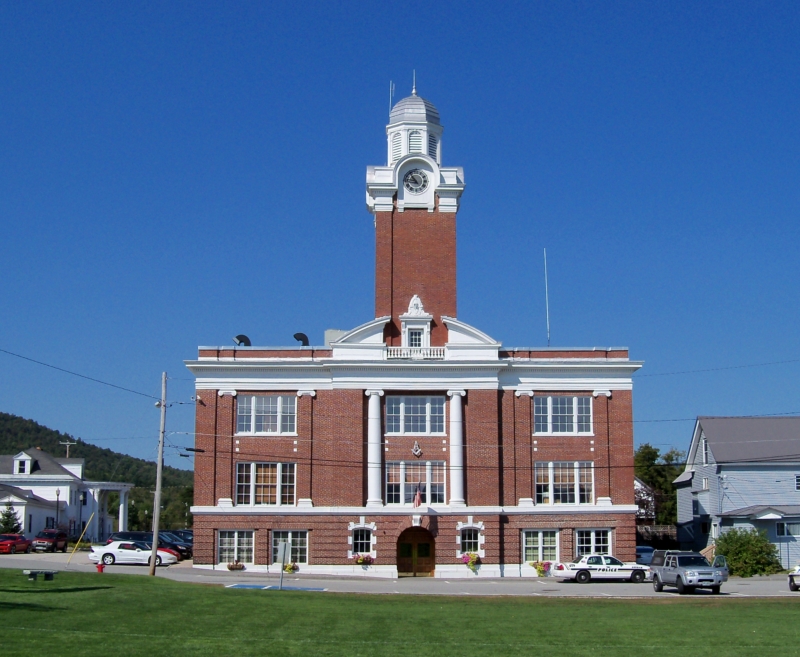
[403,169,429,194]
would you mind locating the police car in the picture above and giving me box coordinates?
[552,554,649,583]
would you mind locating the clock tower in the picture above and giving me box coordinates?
[366,86,465,346]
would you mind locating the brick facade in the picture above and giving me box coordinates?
[187,90,641,577]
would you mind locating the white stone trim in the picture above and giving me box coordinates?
[218,390,237,397]
[192,503,640,516]
[297,390,316,397]
[592,390,612,398]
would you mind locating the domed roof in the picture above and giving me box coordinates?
[389,92,440,125]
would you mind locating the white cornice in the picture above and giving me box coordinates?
[191,504,640,516]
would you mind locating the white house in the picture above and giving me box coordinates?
[0,447,134,541]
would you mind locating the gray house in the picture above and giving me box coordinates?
[676,416,800,568]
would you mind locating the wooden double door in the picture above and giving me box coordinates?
[397,527,435,577]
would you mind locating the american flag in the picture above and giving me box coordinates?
[413,482,422,508]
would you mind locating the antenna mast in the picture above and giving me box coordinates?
[389,80,395,116]
[544,248,551,347]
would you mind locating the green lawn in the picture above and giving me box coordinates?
[1,570,798,656]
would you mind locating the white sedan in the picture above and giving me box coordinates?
[89,541,178,567]
[552,554,649,583]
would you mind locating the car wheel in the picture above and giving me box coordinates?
[154,555,162,566]
[631,570,645,584]
[575,570,591,584]
[10,546,16,554]
[710,586,721,595]
[61,543,67,553]
[102,554,115,565]
[25,546,31,554]
[790,578,799,592]
[676,577,686,594]
[653,575,664,592]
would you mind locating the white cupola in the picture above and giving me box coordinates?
[386,85,442,166]
[366,83,464,215]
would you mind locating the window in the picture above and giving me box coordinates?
[523,530,558,562]
[385,461,446,505]
[391,132,402,162]
[408,329,423,348]
[460,528,479,553]
[236,395,296,434]
[16,460,27,474]
[701,477,709,490]
[409,130,422,153]
[386,396,445,434]
[272,530,308,564]
[700,433,709,465]
[533,396,592,434]
[353,528,372,555]
[236,463,296,506]
[576,529,610,556]
[534,462,593,505]
[692,499,699,516]
[46,517,55,529]
[795,475,800,491]
[777,522,800,537]
[218,530,254,564]
[701,522,710,534]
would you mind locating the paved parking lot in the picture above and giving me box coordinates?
[2,551,795,597]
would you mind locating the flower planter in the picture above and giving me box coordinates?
[227,561,245,571]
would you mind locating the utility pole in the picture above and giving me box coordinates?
[149,372,167,576]
[59,440,77,458]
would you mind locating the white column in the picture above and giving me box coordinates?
[118,491,128,531]
[448,390,466,506]
[365,390,384,507]
[90,488,101,541]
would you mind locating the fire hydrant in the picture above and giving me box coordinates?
[96,563,105,573]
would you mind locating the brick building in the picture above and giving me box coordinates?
[186,88,642,577]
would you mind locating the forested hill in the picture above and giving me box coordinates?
[0,412,192,489]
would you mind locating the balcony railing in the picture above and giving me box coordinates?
[385,346,445,360]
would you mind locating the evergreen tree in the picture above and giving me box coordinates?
[0,502,22,533]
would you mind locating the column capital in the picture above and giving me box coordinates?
[297,390,316,397]
[514,390,534,397]
[592,390,612,398]
[365,389,384,397]
[447,390,466,398]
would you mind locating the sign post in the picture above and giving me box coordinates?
[277,541,289,591]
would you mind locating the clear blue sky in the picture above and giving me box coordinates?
[2,2,799,469]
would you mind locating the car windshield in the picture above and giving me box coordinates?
[678,556,710,567]
[36,532,55,538]
[572,556,586,564]
[0,535,17,540]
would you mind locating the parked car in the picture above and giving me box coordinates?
[552,554,649,583]
[650,550,728,594]
[89,540,178,566]
[788,564,800,591]
[635,545,655,565]
[106,531,189,559]
[31,530,68,553]
[170,529,193,543]
[158,531,193,559]
[0,534,32,554]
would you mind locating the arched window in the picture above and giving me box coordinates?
[409,130,422,153]
[428,134,437,159]
[391,132,402,162]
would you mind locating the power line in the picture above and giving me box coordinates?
[634,357,800,378]
[0,348,159,400]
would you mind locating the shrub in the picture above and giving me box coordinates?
[715,528,782,577]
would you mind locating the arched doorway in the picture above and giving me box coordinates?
[397,527,435,577]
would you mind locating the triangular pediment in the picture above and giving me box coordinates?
[441,316,499,346]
